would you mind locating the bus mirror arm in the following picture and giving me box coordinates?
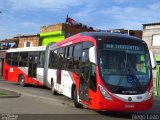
[89,46,97,64]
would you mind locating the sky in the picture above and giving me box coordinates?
[0,0,160,40]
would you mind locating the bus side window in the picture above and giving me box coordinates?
[64,47,68,69]
[38,51,45,68]
[67,46,73,69]
[49,50,53,68]
[57,48,65,69]
[49,50,58,69]
[64,47,72,69]
[54,50,58,68]
[6,53,12,65]
[73,43,82,73]
[12,52,19,66]
[19,52,28,67]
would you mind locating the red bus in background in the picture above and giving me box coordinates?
[3,32,154,111]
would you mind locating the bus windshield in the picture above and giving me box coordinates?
[98,43,151,95]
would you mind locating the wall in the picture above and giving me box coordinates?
[40,31,64,46]
[40,23,94,46]
[143,24,160,57]
[18,35,39,48]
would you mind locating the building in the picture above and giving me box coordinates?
[40,23,95,46]
[142,22,160,60]
[107,29,142,39]
[0,34,40,49]
[0,34,40,77]
[15,34,40,48]
[40,23,65,46]
[0,38,18,77]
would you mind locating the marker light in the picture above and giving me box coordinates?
[144,87,154,101]
[98,84,112,100]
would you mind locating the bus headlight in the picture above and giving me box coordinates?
[144,87,154,101]
[98,84,112,100]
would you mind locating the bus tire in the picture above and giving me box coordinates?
[51,81,58,95]
[19,75,26,87]
[73,88,83,108]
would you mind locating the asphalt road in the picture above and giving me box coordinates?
[0,79,160,120]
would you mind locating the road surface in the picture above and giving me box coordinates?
[0,79,159,120]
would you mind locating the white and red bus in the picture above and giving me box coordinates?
[3,46,46,86]
[45,32,154,111]
[3,32,154,111]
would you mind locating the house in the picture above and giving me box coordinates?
[15,34,40,48]
[142,22,160,60]
[40,23,95,46]
[107,29,142,39]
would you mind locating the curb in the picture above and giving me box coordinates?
[0,88,21,98]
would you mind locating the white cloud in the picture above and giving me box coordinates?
[0,18,40,39]
[7,0,85,12]
[71,1,160,30]
[0,0,160,39]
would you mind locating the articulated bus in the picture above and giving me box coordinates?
[3,32,154,111]
[45,32,154,111]
[3,46,46,86]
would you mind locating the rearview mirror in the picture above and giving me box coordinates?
[89,46,97,64]
[149,50,156,69]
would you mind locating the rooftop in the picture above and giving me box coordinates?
[142,22,160,26]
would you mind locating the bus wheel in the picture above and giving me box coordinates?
[51,81,58,95]
[73,88,83,108]
[19,75,26,87]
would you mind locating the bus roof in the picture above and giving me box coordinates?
[47,32,145,50]
[80,32,143,41]
[7,46,46,52]
[53,32,144,47]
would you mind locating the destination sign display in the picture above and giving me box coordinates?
[103,44,144,51]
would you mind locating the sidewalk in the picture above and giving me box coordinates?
[0,88,21,98]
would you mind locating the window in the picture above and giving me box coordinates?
[82,42,93,49]
[82,42,93,64]
[49,50,53,68]
[73,44,82,58]
[65,46,73,69]
[26,42,30,47]
[64,47,69,69]
[24,42,32,47]
[73,43,82,72]
[19,52,28,67]
[53,50,58,68]
[6,53,12,65]
[49,50,59,68]
[58,48,65,68]
[82,49,89,64]
[12,52,19,66]
[152,35,160,46]
[69,46,73,58]
[38,51,45,67]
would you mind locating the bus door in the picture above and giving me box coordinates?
[28,53,38,78]
[79,49,90,102]
[56,48,64,85]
